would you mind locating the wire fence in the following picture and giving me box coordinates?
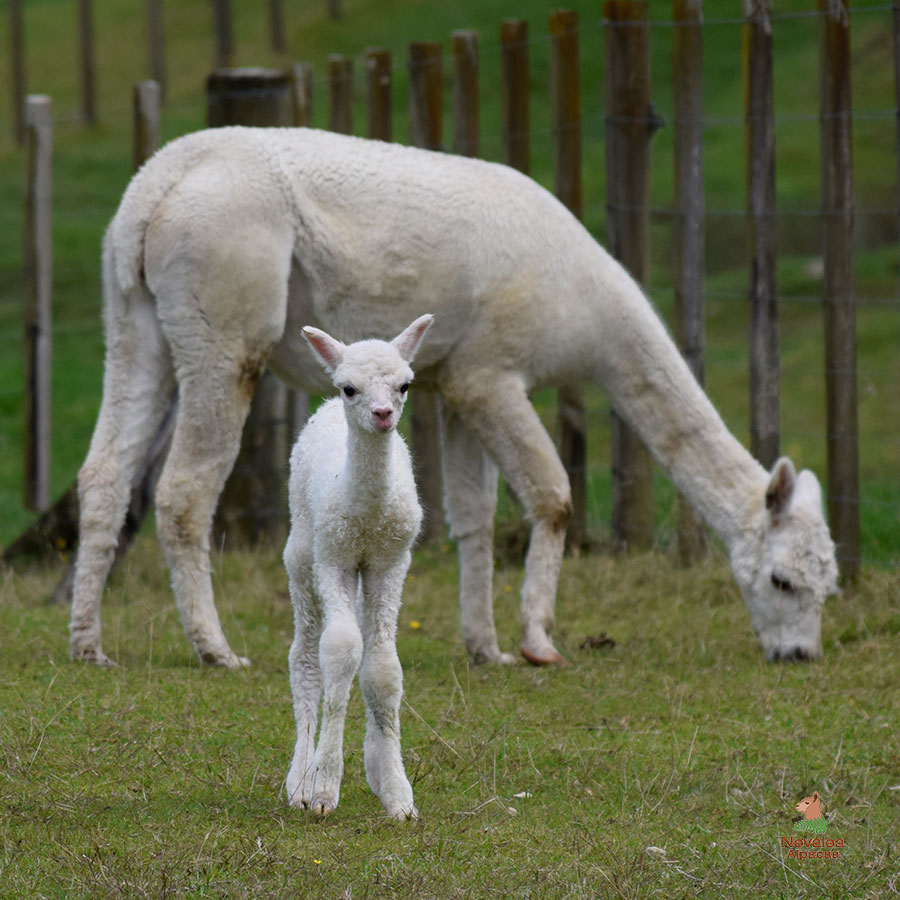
[2,0,897,568]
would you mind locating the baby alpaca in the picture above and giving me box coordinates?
[283,315,433,821]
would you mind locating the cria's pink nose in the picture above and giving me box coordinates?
[373,407,393,427]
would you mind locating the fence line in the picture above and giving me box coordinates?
[7,2,897,573]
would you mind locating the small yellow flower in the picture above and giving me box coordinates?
[314,859,321,865]
[410,620,421,630]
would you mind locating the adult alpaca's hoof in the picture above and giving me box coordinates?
[387,803,419,822]
[198,648,251,668]
[468,644,519,666]
[71,644,117,668]
[520,626,568,666]
[520,645,569,667]
[308,792,338,819]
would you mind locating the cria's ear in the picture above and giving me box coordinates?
[302,326,346,375]
[391,314,434,363]
[765,457,797,522]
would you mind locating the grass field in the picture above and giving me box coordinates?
[1,540,898,898]
[0,4,898,895]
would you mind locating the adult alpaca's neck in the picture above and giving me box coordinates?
[341,425,395,512]
[594,271,769,551]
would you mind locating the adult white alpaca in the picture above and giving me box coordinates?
[284,315,431,821]
[69,127,838,670]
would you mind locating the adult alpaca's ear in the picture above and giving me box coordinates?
[765,457,797,525]
[392,314,434,362]
[302,326,346,375]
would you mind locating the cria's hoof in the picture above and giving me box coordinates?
[388,805,419,822]
[308,793,337,819]
[520,645,569,667]
[199,649,251,668]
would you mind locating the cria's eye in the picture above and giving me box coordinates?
[399,383,409,394]
[771,573,796,594]
[343,386,356,398]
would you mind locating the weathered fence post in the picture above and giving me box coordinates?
[78,0,97,126]
[452,30,479,157]
[10,0,26,144]
[500,19,529,174]
[408,42,445,542]
[147,0,166,101]
[549,9,588,554]
[819,0,859,582]
[269,0,285,54]
[292,62,314,126]
[604,0,655,552]
[24,96,53,514]
[672,0,708,563]
[212,0,234,69]
[328,55,354,134]
[207,69,293,547]
[133,80,161,171]
[366,48,392,141]
[743,0,780,469]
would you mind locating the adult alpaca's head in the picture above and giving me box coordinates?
[731,458,838,662]
[302,315,434,435]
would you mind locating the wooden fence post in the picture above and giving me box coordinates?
[673,0,708,563]
[366,48,392,141]
[328,55,354,134]
[207,69,294,547]
[10,0,26,144]
[269,0,285,54]
[133,80,161,171]
[819,0,859,582]
[147,0,166,102]
[78,0,97,126]
[292,62,314,126]
[452,30,479,157]
[24,95,53,514]
[604,0,655,553]
[212,0,234,69]
[549,9,588,554]
[743,0,780,469]
[500,20,529,175]
[408,42,445,542]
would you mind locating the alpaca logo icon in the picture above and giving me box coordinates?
[794,791,827,834]
[781,790,844,860]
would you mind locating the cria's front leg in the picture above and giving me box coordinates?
[306,577,363,818]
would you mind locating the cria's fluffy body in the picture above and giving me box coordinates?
[282,318,430,821]
[70,126,838,672]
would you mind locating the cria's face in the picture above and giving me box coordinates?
[334,345,414,435]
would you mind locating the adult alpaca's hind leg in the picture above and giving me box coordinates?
[154,357,261,667]
[70,297,175,666]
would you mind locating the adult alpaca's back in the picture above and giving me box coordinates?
[70,127,837,671]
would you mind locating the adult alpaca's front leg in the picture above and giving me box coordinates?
[308,567,363,817]
[360,566,417,821]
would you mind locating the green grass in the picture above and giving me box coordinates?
[1,540,898,897]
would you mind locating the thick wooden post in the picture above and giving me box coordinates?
[500,20,529,174]
[549,9,587,554]
[673,0,708,563]
[743,0,780,469]
[366,48,392,141]
[604,0,655,552]
[133,80,161,170]
[819,0,859,582]
[408,42,445,542]
[207,69,294,546]
[10,0,26,144]
[291,62,314,126]
[78,0,97,126]
[452,30,479,157]
[328,55,354,134]
[147,0,166,101]
[24,96,53,513]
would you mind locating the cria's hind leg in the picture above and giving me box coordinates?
[448,372,571,666]
[70,295,175,666]
[154,357,261,668]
